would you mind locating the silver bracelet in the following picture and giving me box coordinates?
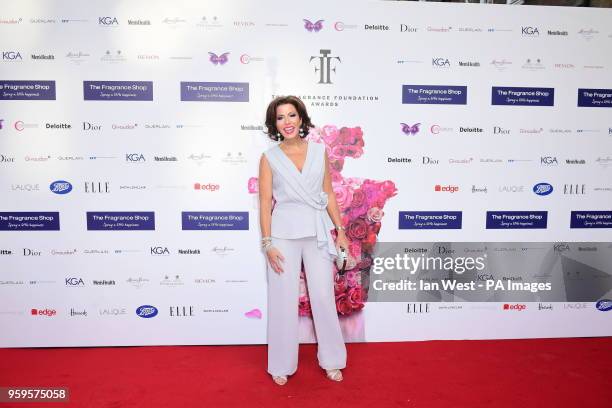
[335,225,346,231]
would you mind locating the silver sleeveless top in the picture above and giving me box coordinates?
[263,141,337,257]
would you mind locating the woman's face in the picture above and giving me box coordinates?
[275,103,302,140]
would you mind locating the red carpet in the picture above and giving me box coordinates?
[1,338,611,408]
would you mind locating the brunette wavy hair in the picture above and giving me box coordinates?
[264,95,314,141]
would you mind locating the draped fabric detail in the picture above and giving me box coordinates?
[264,142,337,257]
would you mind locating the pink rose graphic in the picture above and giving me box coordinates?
[295,125,397,318]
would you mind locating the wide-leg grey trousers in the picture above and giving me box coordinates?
[267,236,347,376]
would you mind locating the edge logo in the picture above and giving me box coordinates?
[136,305,158,318]
[595,299,612,311]
[50,180,72,194]
[533,183,553,196]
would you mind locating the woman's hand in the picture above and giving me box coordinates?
[266,246,285,274]
[335,230,349,253]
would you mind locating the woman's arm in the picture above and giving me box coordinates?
[259,154,273,238]
[259,154,285,273]
[323,152,349,250]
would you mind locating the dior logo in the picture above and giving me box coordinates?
[309,49,340,84]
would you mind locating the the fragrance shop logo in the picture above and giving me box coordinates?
[310,49,340,84]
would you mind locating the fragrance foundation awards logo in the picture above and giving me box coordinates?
[310,49,340,84]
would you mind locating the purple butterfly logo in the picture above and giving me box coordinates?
[400,123,421,135]
[303,19,324,32]
[208,52,229,65]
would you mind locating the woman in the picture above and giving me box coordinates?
[259,95,348,385]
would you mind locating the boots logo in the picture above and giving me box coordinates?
[136,305,158,318]
[310,49,340,84]
[99,17,119,26]
[533,183,553,196]
[50,180,73,194]
[596,299,612,312]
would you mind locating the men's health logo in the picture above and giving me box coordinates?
[596,299,612,311]
[208,52,229,65]
[303,19,324,32]
[400,123,421,136]
[50,180,72,194]
[533,183,553,196]
[136,305,158,318]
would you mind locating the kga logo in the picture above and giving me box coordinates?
[521,26,539,36]
[99,17,119,25]
[2,51,22,60]
[553,243,570,253]
[541,156,558,165]
[434,184,459,193]
[151,246,170,255]
[503,304,526,311]
[310,49,340,84]
[31,308,56,316]
[533,183,553,196]
[50,180,72,194]
[126,153,146,162]
[65,277,85,286]
[136,305,158,318]
[432,57,450,67]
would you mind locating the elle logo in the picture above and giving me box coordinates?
[84,182,110,193]
[169,306,195,317]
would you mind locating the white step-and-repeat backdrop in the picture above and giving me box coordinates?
[1,0,611,347]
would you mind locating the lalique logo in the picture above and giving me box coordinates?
[310,49,340,84]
